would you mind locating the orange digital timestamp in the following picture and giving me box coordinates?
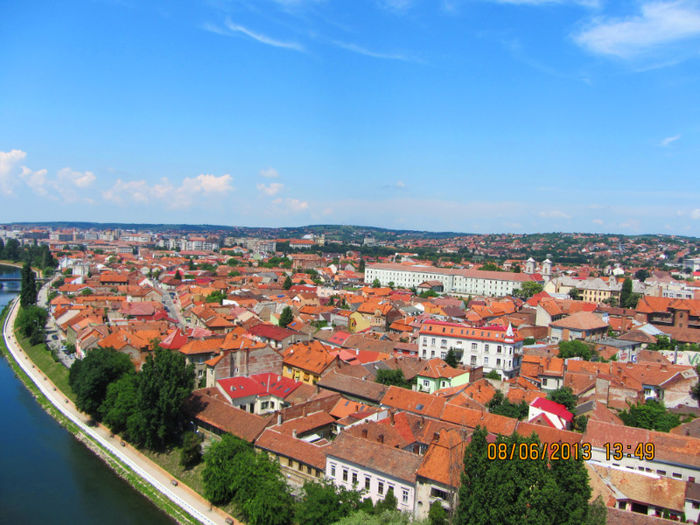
[486,442,592,461]
[603,442,655,461]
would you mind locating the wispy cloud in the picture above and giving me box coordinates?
[203,19,304,52]
[539,210,572,219]
[257,182,285,196]
[332,40,417,62]
[660,134,681,146]
[573,1,700,58]
[259,168,280,178]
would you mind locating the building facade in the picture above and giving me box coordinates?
[418,320,523,379]
[365,264,536,297]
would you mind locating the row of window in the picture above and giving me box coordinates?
[422,337,516,355]
[329,463,410,504]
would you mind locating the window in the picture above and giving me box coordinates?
[261,401,269,410]
[484,356,488,365]
[352,472,358,485]
[378,481,384,495]
[484,344,489,352]
[542,378,548,386]
[330,463,336,477]
[672,473,682,479]
[343,469,348,482]
[402,489,409,504]
[497,345,502,353]
[471,342,477,350]
[365,476,371,490]
[430,487,449,500]
[496,358,501,366]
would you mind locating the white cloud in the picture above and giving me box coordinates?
[0,149,27,195]
[592,218,604,225]
[574,1,700,58]
[660,134,681,146]
[58,167,96,188]
[691,208,700,219]
[538,210,572,219]
[218,19,304,52]
[20,167,49,196]
[257,182,285,196]
[259,168,280,178]
[333,40,416,62]
[285,198,309,212]
[103,173,233,208]
[395,180,406,188]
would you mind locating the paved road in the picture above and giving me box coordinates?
[3,297,239,525]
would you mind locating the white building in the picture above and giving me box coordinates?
[418,320,523,379]
[365,263,536,297]
[325,433,422,515]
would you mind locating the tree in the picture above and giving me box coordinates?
[279,306,294,328]
[205,290,226,304]
[69,348,134,420]
[202,435,251,504]
[174,270,182,281]
[373,488,398,515]
[455,428,594,525]
[126,348,195,449]
[100,372,138,434]
[479,262,501,272]
[484,369,501,380]
[620,278,634,308]
[371,278,381,288]
[568,288,581,300]
[586,496,607,525]
[358,259,366,273]
[15,305,48,345]
[295,482,362,525]
[487,390,529,420]
[375,369,410,389]
[619,399,681,432]
[558,340,596,361]
[20,263,37,307]
[4,238,20,260]
[283,275,293,290]
[444,348,460,368]
[514,281,543,300]
[180,430,203,469]
[428,500,448,525]
[547,387,577,412]
[523,337,536,346]
[634,269,650,282]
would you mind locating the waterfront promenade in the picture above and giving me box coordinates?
[2,296,240,525]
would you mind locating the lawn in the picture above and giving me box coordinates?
[13,328,76,403]
[143,442,240,517]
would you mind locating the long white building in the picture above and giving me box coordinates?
[418,320,524,379]
[365,263,536,297]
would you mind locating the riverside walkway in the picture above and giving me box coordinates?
[2,296,240,525]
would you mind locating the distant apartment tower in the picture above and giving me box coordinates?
[418,320,523,379]
[365,263,536,297]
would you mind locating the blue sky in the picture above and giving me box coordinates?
[1,0,699,235]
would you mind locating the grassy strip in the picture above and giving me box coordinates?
[13,327,76,403]
[1,304,200,525]
[143,447,240,518]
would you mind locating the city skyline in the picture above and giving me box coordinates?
[2,0,700,234]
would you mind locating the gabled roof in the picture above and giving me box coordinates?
[530,397,574,423]
[549,311,607,331]
[381,385,446,419]
[248,323,298,341]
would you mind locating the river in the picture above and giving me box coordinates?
[0,265,175,525]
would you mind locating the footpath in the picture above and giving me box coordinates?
[2,297,239,525]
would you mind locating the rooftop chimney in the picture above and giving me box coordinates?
[378,434,384,444]
[362,428,368,439]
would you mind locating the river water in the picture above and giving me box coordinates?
[0,265,175,525]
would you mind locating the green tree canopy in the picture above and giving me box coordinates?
[547,387,577,412]
[180,430,203,469]
[558,340,596,361]
[371,278,381,288]
[283,275,293,289]
[15,305,48,345]
[444,348,460,368]
[279,306,294,328]
[514,281,544,300]
[20,262,37,307]
[100,372,138,434]
[619,399,681,432]
[375,369,410,389]
[487,390,529,420]
[126,348,194,449]
[69,347,134,420]
[295,482,362,525]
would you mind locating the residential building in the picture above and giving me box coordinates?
[414,359,471,394]
[325,433,422,514]
[549,311,608,342]
[365,263,537,297]
[418,320,523,379]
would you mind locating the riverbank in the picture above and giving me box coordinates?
[1,298,236,525]
[0,260,44,278]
